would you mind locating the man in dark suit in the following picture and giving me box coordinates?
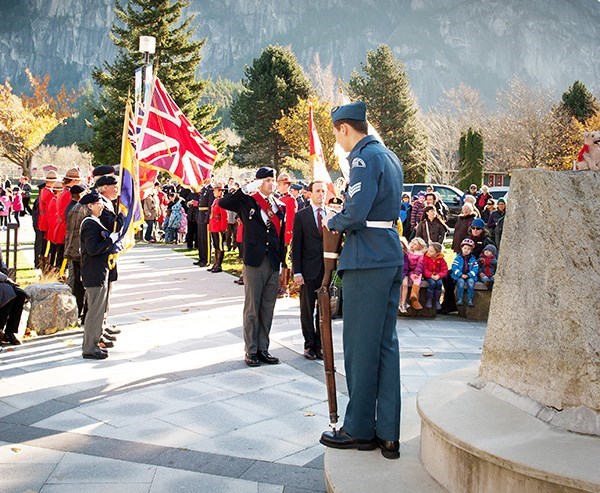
[292,181,326,360]
[194,184,214,267]
[219,167,286,367]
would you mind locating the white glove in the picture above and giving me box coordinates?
[243,179,263,194]
[294,273,304,285]
[323,211,336,230]
[109,232,120,243]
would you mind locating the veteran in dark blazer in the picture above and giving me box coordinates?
[292,181,327,360]
[219,167,286,367]
[79,192,120,360]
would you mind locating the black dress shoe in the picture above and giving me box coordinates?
[314,349,323,360]
[193,261,200,265]
[207,266,215,272]
[211,266,222,273]
[4,333,21,345]
[377,438,400,459]
[102,334,117,342]
[257,350,279,364]
[245,353,260,367]
[99,339,114,348]
[320,428,377,451]
[303,349,316,360]
[83,350,108,360]
[105,327,121,335]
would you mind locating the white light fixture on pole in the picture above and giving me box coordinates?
[138,35,156,111]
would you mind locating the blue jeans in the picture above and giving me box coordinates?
[480,275,494,284]
[456,278,475,304]
[164,227,178,243]
[425,278,443,294]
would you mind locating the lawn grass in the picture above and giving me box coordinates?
[173,247,244,278]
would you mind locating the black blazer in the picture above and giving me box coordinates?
[80,217,118,287]
[292,205,324,282]
[219,189,286,271]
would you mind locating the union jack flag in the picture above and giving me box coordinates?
[137,77,217,189]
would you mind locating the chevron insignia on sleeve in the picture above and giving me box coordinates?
[347,182,362,198]
[351,157,366,168]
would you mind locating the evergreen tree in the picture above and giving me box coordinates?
[89,0,217,165]
[230,45,312,172]
[348,44,429,182]
[561,80,598,124]
[458,128,484,191]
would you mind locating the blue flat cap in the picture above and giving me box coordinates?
[79,191,102,205]
[92,165,115,177]
[256,167,275,179]
[331,101,367,123]
[290,184,303,191]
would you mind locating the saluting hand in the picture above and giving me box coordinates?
[323,211,337,233]
[294,273,304,286]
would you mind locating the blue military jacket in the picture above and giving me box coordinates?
[328,135,404,272]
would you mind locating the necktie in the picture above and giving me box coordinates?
[317,207,323,236]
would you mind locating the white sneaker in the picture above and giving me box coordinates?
[399,303,407,314]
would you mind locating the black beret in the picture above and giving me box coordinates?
[79,191,102,205]
[92,165,115,177]
[331,101,367,123]
[96,175,118,187]
[70,185,85,195]
[255,167,275,179]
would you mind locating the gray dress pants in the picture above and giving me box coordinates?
[242,256,279,355]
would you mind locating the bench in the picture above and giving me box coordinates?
[398,280,437,318]
[456,281,492,321]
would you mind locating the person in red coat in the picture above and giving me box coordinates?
[422,242,449,310]
[37,170,58,265]
[46,182,64,268]
[53,168,82,269]
[208,183,228,273]
[276,173,297,296]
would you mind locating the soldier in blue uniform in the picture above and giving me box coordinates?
[319,102,404,460]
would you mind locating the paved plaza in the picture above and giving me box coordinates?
[0,241,486,492]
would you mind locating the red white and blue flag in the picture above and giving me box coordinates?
[137,77,217,190]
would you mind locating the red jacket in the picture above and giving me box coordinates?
[53,188,72,244]
[423,252,449,279]
[279,193,297,245]
[208,200,228,233]
[38,187,54,232]
[46,195,59,242]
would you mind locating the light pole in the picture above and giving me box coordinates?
[137,36,156,111]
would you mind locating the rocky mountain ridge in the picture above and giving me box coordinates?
[0,0,599,108]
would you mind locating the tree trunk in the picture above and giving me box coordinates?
[21,150,33,179]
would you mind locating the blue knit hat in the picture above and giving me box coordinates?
[471,218,485,229]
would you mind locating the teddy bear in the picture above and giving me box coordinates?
[576,131,600,171]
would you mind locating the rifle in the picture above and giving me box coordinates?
[317,227,343,432]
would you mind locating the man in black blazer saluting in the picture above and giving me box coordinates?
[219,167,286,367]
[291,181,327,360]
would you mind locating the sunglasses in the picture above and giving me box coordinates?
[471,227,482,230]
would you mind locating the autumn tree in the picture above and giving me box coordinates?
[90,0,217,165]
[348,44,429,182]
[424,84,487,183]
[485,77,555,170]
[231,45,312,172]
[0,70,78,177]
[274,97,336,177]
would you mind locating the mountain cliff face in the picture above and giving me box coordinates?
[1,0,599,108]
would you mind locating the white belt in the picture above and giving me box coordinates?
[366,220,395,229]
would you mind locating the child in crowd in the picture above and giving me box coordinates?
[400,237,427,312]
[451,238,479,307]
[178,210,188,244]
[410,192,426,231]
[0,189,11,229]
[423,242,449,310]
[11,187,23,227]
[478,244,497,288]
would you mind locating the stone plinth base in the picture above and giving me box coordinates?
[456,282,491,321]
[418,367,600,493]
